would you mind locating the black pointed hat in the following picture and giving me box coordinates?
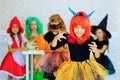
[91,14,111,38]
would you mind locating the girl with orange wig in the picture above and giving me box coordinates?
[51,8,108,80]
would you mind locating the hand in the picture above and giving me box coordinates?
[22,47,28,51]
[88,42,100,58]
[55,31,66,41]
[94,36,98,40]
[88,42,97,53]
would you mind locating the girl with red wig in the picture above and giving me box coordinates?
[0,16,28,80]
[51,8,107,80]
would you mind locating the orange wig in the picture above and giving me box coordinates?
[68,11,91,44]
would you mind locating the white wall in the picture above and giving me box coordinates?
[0,0,120,80]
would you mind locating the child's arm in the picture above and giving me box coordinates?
[97,45,108,54]
[88,42,100,58]
[51,35,60,47]
[8,45,27,52]
[51,31,67,50]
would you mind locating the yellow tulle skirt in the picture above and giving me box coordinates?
[54,56,108,80]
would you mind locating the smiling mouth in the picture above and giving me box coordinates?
[76,32,82,35]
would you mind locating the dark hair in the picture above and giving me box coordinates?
[9,29,22,44]
[95,29,109,41]
[95,29,109,50]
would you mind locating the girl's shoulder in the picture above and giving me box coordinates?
[44,31,56,43]
[21,33,25,37]
[6,33,12,39]
[6,33,13,45]
[95,39,108,45]
[102,40,108,45]
[21,33,27,39]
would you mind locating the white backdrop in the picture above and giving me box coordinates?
[0,0,120,80]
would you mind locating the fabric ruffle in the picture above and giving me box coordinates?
[38,51,69,73]
[96,55,115,75]
[0,52,26,78]
[54,56,107,80]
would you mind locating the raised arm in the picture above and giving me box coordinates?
[51,31,68,50]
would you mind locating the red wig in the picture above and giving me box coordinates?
[67,11,91,44]
[7,16,24,33]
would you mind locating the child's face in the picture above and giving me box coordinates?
[30,21,37,31]
[74,25,85,38]
[95,29,103,39]
[11,24,19,34]
[50,23,61,33]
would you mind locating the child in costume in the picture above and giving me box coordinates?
[25,17,43,41]
[0,16,28,80]
[25,17,43,71]
[22,17,46,80]
[35,14,69,80]
[91,14,115,75]
[51,8,107,80]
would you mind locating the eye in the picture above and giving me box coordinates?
[57,25,62,28]
[51,19,55,22]
[81,27,85,30]
[75,26,79,29]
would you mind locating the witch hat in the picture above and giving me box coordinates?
[91,14,111,38]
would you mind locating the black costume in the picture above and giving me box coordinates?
[95,39,115,75]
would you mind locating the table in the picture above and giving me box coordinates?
[22,50,44,80]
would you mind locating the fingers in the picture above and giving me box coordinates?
[59,31,66,35]
[91,42,97,47]
[88,49,93,52]
[58,35,66,42]
[88,42,97,52]
[61,35,66,39]
[94,36,98,40]
[56,31,66,41]
[88,42,97,48]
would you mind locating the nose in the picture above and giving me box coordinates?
[54,29,60,32]
[78,28,82,32]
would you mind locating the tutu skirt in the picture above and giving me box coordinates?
[38,51,69,73]
[96,55,115,75]
[54,56,107,80]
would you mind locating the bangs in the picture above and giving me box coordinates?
[70,16,90,28]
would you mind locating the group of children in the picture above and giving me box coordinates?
[0,8,115,80]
